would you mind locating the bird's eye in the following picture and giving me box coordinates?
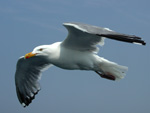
[39,48,43,51]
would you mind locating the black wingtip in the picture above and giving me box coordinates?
[133,40,146,45]
[23,90,40,107]
[142,41,146,45]
[16,87,40,108]
[97,34,146,46]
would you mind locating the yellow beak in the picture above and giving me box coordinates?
[24,52,37,59]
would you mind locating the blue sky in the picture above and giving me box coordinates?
[0,0,149,113]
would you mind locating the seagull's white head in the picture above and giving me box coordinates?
[24,45,50,59]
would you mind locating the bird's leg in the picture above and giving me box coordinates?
[95,71,116,81]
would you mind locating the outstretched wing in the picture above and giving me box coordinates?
[62,22,146,52]
[15,56,51,107]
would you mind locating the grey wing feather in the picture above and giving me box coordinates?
[74,22,146,45]
[15,56,51,107]
[62,22,146,50]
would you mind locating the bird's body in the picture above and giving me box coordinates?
[15,22,146,107]
[45,42,97,70]
[37,41,127,77]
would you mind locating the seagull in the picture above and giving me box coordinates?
[15,22,146,107]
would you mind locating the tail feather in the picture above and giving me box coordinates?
[98,58,128,80]
[111,64,128,80]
